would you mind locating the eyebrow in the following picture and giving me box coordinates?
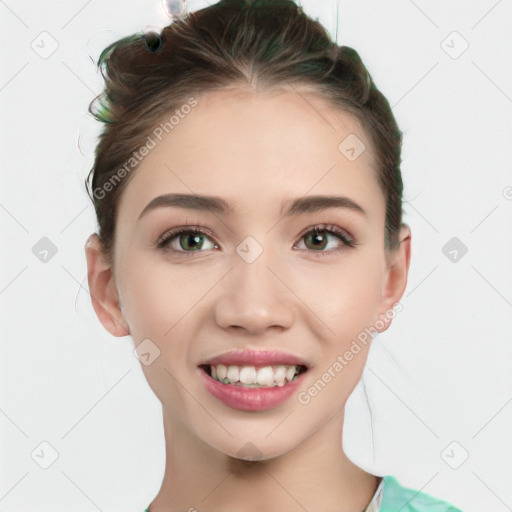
[137,193,367,221]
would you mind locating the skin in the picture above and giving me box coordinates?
[85,85,411,512]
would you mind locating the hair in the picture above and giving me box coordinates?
[85,0,404,264]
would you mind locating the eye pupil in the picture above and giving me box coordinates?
[180,233,204,251]
[306,231,327,250]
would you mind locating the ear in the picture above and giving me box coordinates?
[84,234,130,337]
[376,224,412,333]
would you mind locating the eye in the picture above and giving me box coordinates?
[293,224,357,255]
[156,223,357,257]
[157,226,218,254]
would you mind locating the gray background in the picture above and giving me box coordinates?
[1,0,511,511]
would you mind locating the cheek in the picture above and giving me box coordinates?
[117,253,218,341]
[117,256,197,403]
[297,255,385,340]
[116,253,172,340]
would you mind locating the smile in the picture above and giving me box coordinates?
[198,349,310,411]
[201,364,307,387]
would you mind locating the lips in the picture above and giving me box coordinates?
[197,349,310,411]
[201,349,309,368]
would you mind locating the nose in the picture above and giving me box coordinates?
[213,250,295,335]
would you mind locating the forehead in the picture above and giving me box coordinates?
[117,86,383,222]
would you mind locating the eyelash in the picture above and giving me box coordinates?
[156,223,358,257]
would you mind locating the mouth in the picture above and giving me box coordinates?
[199,363,308,388]
[197,349,310,411]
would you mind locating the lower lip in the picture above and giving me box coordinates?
[198,367,307,412]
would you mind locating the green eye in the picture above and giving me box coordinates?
[156,223,357,257]
[158,228,217,252]
[296,224,356,253]
[177,232,213,251]
[304,230,332,251]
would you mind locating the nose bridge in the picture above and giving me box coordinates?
[233,241,276,297]
[213,237,295,333]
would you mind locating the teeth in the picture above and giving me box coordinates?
[285,366,296,382]
[216,364,227,380]
[273,365,286,386]
[239,366,257,385]
[208,364,302,387]
[227,365,240,382]
[256,366,274,386]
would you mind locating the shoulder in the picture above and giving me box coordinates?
[380,475,463,512]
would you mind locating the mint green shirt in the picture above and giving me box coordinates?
[143,474,463,511]
[376,475,462,511]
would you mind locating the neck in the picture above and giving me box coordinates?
[148,408,380,512]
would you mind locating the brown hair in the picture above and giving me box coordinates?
[85,0,404,264]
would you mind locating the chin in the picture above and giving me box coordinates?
[201,428,303,463]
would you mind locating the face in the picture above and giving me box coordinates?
[86,86,410,460]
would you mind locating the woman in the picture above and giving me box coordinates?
[84,1,462,510]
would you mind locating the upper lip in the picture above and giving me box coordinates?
[201,349,309,368]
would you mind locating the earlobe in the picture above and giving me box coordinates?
[376,224,412,333]
[85,234,130,337]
